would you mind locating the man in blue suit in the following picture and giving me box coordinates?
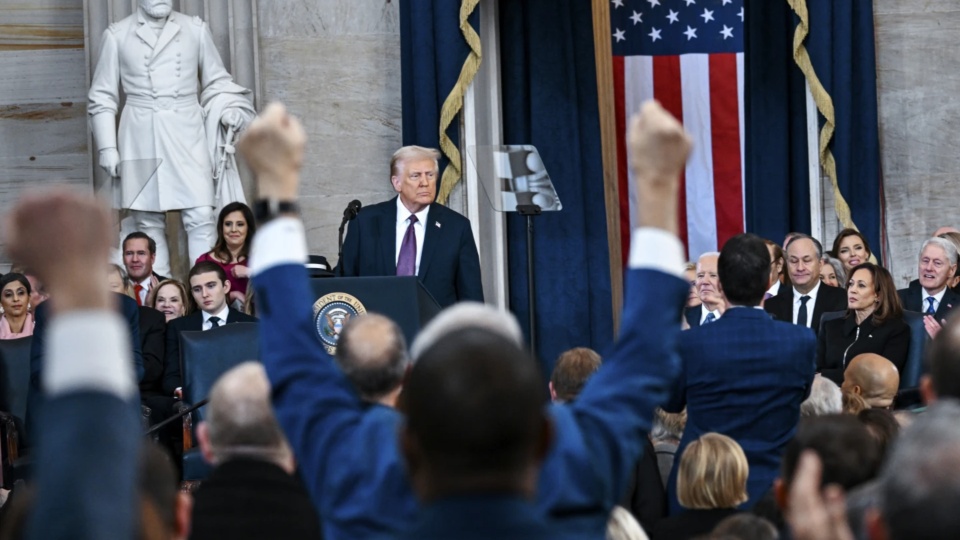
[664,233,817,514]
[338,145,483,308]
[238,101,692,539]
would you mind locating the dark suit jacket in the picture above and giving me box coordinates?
[161,308,257,394]
[816,313,911,385]
[338,198,483,308]
[665,307,816,513]
[763,283,848,336]
[138,306,166,397]
[897,280,960,321]
[400,496,560,540]
[190,458,322,540]
[684,304,722,327]
[651,508,740,540]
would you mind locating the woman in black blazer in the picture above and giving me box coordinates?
[817,263,909,385]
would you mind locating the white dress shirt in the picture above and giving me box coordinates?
[766,280,781,298]
[699,307,721,325]
[922,286,947,314]
[792,280,821,328]
[394,198,430,275]
[135,276,152,305]
[202,305,230,331]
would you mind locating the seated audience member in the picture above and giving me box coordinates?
[652,433,747,540]
[764,233,847,336]
[820,255,845,288]
[0,273,35,340]
[684,252,724,327]
[842,390,869,415]
[5,191,143,539]
[106,264,165,399]
[684,262,700,308]
[920,313,960,404]
[195,202,256,308]
[816,263,909,385]
[106,263,135,298]
[830,229,873,278]
[839,353,899,409]
[665,233,816,513]
[147,279,192,322]
[139,442,191,540]
[937,231,960,290]
[606,506,650,540]
[161,261,257,397]
[549,346,602,403]
[800,374,843,417]
[334,314,409,408]
[122,231,168,306]
[10,266,49,314]
[764,240,789,299]
[240,101,692,537]
[650,408,686,488]
[856,408,900,463]
[191,362,322,540]
[711,513,778,540]
[896,237,959,338]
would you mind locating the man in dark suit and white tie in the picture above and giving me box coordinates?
[338,146,483,308]
[764,233,847,336]
[897,237,960,333]
[161,261,257,397]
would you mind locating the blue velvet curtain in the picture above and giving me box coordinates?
[499,0,614,375]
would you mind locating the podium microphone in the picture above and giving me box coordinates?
[338,199,362,276]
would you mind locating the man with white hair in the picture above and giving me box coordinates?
[897,237,960,324]
[799,374,842,417]
[684,252,724,327]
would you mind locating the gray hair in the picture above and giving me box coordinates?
[786,233,824,259]
[800,374,842,417]
[390,145,441,178]
[606,506,649,540]
[879,399,960,539]
[920,237,959,267]
[335,314,410,402]
[822,255,847,285]
[650,407,686,443]
[410,302,524,361]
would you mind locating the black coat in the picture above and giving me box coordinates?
[763,283,848,336]
[816,313,910,385]
[138,306,166,397]
[897,279,960,321]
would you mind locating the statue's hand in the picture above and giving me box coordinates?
[99,148,120,178]
[221,109,245,130]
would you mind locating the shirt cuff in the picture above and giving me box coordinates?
[44,312,135,399]
[628,228,685,278]
[249,217,309,276]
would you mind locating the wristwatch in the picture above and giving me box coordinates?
[253,198,299,223]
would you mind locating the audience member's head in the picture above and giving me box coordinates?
[765,239,786,290]
[846,263,903,325]
[212,202,256,264]
[0,273,32,322]
[939,232,960,289]
[841,354,899,409]
[820,255,845,288]
[842,389,870,415]
[148,279,191,322]
[409,301,524,360]
[776,415,881,512]
[719,234,770,308]
[197,362,294,471]
[684,261,701,308]
[650,407,687,444]
[857,408,900,464]
[677,433,749,510]
[801,374,843,417]
[9,266,47,313]
[711,513,778,540]
[401,328,551,501]
[606,505,649,540]
[872,400,960,540]
[187,261,231,316]
[696,252,723,311]
[932,226,959,237]
[122,231,158,282]
[139,443,190,540]
[549,347,602,403]
[334,314,410,407]
[785,233,823,295]
[831,229,872,276]
[922,314,960,403]
[916,237,958,296]
[106,263,134,298]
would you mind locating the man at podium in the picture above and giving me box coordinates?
[338,146,484,308]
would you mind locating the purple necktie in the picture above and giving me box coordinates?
[396,214,418,276]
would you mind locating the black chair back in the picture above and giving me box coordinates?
[900,310,926,389]
[180,323,260,423]
[0,337,33,422]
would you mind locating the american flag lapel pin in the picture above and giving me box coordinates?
[435,221,441,228]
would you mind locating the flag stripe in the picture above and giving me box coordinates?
[709,53,745,248]
[736,52,746,223]
[623,55,655,252]
[680,54,717,259]
[652,55,689,253]
[612,55,632,261]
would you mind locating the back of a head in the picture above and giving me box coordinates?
[205,362,290,464]
[880,400,960,540]
[710,513,778,540]
[844,353,899,408]
[857,408,900,463]
[606,505,649,540]
[926,315,960,400]
[550,347,602,402]
[650,407,687,442]
[409,302,524,360]
[719,233,770,306]
[334,314,409,402]
[677,433,749,510]
[781,415,881,491]
[801,374,842,417]
[403,327,546,491]
[139,443,180,538]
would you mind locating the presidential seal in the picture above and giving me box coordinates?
[313,292,367,354]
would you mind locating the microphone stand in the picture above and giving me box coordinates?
[338,217,348,277]
[144,398,208,436]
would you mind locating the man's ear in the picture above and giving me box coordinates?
[921,374,937,405]
[548,382,557,402]
[853,384,863,396]
[391,175,402,193]
[222,279,231,295]
[196,422,216,465]
[773,477,788,512]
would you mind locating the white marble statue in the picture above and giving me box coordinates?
[89,0,255,277]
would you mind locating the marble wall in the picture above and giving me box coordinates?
[875,1,960,286]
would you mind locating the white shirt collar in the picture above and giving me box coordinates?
[202,304,230,327]
[396,197,430,226]
[136,275,152,288]
[699,307,721,324]
[793,279,822,304]
[923,286,947,304]
[766,280,781,297]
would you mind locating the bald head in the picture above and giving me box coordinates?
[841,354,899,408]
[335,314,409,403]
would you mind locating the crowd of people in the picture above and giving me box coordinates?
[1,101,960,540]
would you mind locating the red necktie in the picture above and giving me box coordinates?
[134,284,144,306]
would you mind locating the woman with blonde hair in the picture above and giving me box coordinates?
[651,433,747,540]
[146,279,192,322]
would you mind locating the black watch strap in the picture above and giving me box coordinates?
[253,198,300,223]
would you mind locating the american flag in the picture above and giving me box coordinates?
[610,0,745,260]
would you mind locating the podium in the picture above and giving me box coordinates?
[309,276,441,352]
